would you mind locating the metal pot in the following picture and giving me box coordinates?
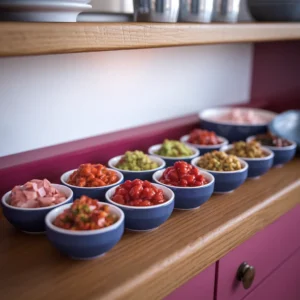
[90,0,133,13]
[179,0,214,23]
[214,0,241,23]
[134,0,180,23]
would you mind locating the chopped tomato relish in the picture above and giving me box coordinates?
[53,196,118,231]
[68,163,118,187]
[187,129,222,145]
[112,179,166,206]
[159,161,208,187]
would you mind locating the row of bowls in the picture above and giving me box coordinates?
[3,132,296,234]
[0,142,282,260]
[1,125,297,260]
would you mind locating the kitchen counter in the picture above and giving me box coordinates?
[1,158,300,300]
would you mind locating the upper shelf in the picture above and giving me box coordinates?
[1,22,300,57]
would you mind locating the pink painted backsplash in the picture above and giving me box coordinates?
[0,114,199,197]
[251,41,300,109]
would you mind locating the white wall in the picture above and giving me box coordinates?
[0,44,253,157]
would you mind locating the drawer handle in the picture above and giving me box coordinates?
[236,262,256,289]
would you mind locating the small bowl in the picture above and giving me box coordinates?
[246,136,297,167]
[1,184,73,234]
[180,134,229,155]
[268,110,300,149]
[152,169,215,210]
[60,169,124,200]
[148,144,200,167]
[191,157,248,194]
[108,155,166,181]
[105,183,174,232]
[45,202,124,260]
[199,107,277,142]
[221,144,274,179]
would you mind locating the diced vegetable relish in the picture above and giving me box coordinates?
[53,196,118,231]
[156,140,194,157]
[116,150,159,171]
[187,129,222,145]
[227,141,268,158]
[68,163,118,187]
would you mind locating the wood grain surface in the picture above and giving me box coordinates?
[1,159,300,300]
[1,22,300,57]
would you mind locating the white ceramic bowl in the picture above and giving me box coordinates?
[246,135,297,167]
[220,144,274,179]
[45,202,124,260]
[153,168,215,210]
[199,107,277,142]
[191,156,248,193]
[105,183,174,232]
[1,184,73,234]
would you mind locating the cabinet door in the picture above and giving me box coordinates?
[164,264,215,300]
[243,248,300,300]
[217,205,300,300]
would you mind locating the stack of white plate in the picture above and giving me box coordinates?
[0,0,92,22]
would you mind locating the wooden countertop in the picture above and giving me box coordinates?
[1,159,300,300]
[1,22,300,57]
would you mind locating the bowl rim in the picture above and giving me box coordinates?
[246,135,297,151]
[180,134,229,149]
[45,201,124,236]
[1,183,73,211]
[199,107,277,127]
[60,168,124,190]
[108,155,166,174]
[148,143,200,160]
[220,144,275,161]
[191,156,249,174]
[105,183,175,210]
[152,168,215,190]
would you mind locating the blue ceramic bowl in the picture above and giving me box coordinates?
[148,144,200,167]
[108,155,166,181]
[180,134,229,155]
[221,144,274,179]
[1,184,73,234]
[61,168,124,200]
[191,157,248,194]
[152,169,215,210]
[105,183,174,232]
[45,202,124,260]
[199,108,277,142]
[268,110,300,149]
[247,136,297,167]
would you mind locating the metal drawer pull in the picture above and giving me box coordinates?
[236,262,256,289]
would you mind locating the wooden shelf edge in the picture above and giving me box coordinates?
[1,22,300,57]
[110,181,300,300]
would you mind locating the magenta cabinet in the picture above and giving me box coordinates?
[217,205,300,300]
[164,264,215,300]
[243,248,300,300]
